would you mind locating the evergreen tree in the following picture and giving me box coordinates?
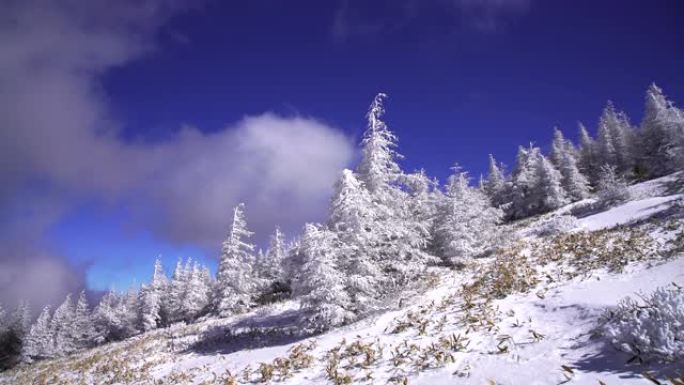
[328,169,383,312]
[483,154,506,206]
[434,167,503,266]
[258,226,286,284]
[92,291,118,344]
[357,93,402,195]
[535,154,569,212]
[549,127,568,167]
[293,224,352,331]
[72,291,96,350]
[558,144,591,201]
[639,83,684,176]
[215,203,256,316]
[22,306,53,361]
[181,263,210,322]
[596,165,631,204]
[578,122,599,183]
[165,259,188,323]
[50,294,75,355]
[509,145,540,219]
[139,257,167,331]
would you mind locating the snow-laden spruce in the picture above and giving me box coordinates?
[216,203,257,316]
[434,167,503,266]
[603,283,684,362]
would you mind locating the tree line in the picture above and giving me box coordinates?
[1,83,682,368]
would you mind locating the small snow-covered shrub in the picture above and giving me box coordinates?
[603,284,684,363]
[532,214,580,236]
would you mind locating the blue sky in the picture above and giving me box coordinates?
[1,0,683,303]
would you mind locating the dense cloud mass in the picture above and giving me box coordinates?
[0,0,353,310]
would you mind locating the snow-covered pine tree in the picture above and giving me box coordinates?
[509,145,540,219]
[50,294,75,355]
[549,127,568,167]
[596,101,635,175]
[165,259,188,323]
[71,291,96,350]
[535,154,568,212]
[639,83,684,176]
[596,105,618,170]
[355,94,435,286]
[0,301,31,369]
[327,169,383,313]
[92,291,118,344]
[22,306,53,361]
[433,166,503,266]
[483,154,507,206]
[215,203,256,316]
[9,301,31,339]
[578,122,599,184]
[557,143,591,201]
[182,262,211,322]
[293,223,352,331]
[139,257,167,331]
[596,164,630,205]
[357,93,402,195]
[117,288,141,339]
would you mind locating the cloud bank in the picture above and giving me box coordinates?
[0,0,354,310]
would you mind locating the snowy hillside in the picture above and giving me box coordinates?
[2,174,682,385]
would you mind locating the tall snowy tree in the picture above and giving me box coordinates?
[165,259,189,323]
[215,203,256,316]
[182,262,211,322]
[549,127,568,167]
[557,144,591,201]
[639,83,684,176]
[596,101,635,175]
[535,154,568,212]
[257,226,286,284]
[433,167,503,266]
[483,154,507,206]
[509,145,540,219]
[596,165,631,204]
[293,224,352,331]
[22,306,53,361]
[50,294,75,355]
[139,257,168,331]
[578,122,599,183]
[328,169,383,312]
[92,291,118,344]
[72,291,96,350]
[357,93,402,195]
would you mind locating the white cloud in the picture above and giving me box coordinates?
[0,0,354,309]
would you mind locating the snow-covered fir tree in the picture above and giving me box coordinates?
[92,291,118,344]
[508,145,540,219]
[139,257,167,331]
[50,294,75,355]
[577,122,599,183]
[640,83,684,176]
[165,259,189,323]
[72,291,96,351]
[557,142,591,201]
[327,169,383,313]
[596,101,635,175]
[215,203,256,316]
[182,262,211,321]
[433,166,503,266]
[483,154,507,206]
[22,306,53,361]
[596,164,630,205]
[535,154,568,212]
[293,224,352,331]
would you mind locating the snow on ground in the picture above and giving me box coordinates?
[577,194,682,231]
[2,175,683,385]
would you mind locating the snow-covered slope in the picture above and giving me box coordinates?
[2,175,683,385]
